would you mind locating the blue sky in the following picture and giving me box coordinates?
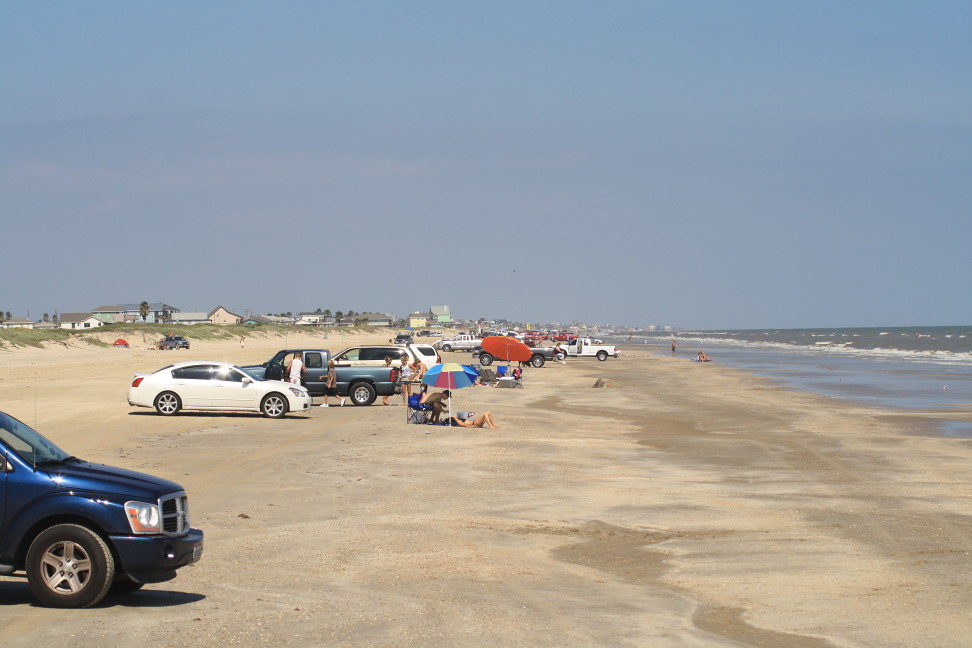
[2,2,970,328]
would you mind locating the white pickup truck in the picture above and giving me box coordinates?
[436,334,482,353]
[565,337,619,361]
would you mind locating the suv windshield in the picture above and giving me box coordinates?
[0,412,71,465]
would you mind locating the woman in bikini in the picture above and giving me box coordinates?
[449,411,499,429]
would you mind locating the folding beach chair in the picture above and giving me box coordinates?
[406,393,432,424]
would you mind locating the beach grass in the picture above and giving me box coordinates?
[0,322,388,350]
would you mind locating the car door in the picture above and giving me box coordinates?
[171,364,216,407]
[333,348,362,366]
[212,365,259,409]
[302,352,327,394]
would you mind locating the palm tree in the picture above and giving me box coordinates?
[139,301,150,322]
[323,309,332,318]
[335,311,343,320]
[43,313,50,322]
[3,311,10,321]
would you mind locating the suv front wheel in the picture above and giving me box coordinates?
[26,524,115,608]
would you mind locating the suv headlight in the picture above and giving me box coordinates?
[125,501,161,534]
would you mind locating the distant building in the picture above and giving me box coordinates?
[91,305,125,324]
[114,303,179,323]
[430,305,453,325]
[296,312,329,325]
[208,306,242,325]
[0,318,34,329]
[58,313,104,330]
[408,311,435,328]
[169,312,211,325]
[359,312,394,326]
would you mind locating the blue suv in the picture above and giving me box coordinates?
[0,411,203,607]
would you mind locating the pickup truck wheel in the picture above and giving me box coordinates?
[596,350,608,361]
[349,382,376,406]
[26,524,115,608]
[479,353,494,366]
[531,354,545,368]
[154,392,181,416]
[261,393,288,418]
[442,344,453,353]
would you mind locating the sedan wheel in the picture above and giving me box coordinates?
[261,393,288,418]
[154,392,181,416]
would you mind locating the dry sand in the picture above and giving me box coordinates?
[0,329,970,647]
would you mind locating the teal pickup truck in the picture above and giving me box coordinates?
[242,349,399,406]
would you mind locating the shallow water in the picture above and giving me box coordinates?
[611,331,972,439]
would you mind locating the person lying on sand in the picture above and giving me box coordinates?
[449,411,499,429]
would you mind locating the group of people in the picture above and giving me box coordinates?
[281,351,500,427]
[671,338,712,363]
[413,389,499,428]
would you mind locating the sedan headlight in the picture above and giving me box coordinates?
[125,501,161,534]
[288,387,307,398]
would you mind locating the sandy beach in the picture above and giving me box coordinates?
[1,329,969,647]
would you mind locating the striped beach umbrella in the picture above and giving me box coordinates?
[421,363,478,426]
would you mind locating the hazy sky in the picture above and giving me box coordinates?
[2,2,970,329]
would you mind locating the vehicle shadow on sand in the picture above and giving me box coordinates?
[126,411,311,420]
[0,578,206,608]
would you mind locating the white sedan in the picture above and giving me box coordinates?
[128,361,312,418]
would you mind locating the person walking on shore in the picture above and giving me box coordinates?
[322,359,345,406]
[240,335,246,349]
[671,338,677,356]
[381,356,394,405]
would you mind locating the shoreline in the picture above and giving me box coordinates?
[1,333,970,646]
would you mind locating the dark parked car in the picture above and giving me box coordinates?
[394,333,414,345]
[158,335,190,350]
[417,330,433,337]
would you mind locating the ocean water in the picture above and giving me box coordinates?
[609,326,972,439]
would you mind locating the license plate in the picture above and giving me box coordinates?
[192,542,204,561]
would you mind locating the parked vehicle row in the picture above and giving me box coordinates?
[241,349,400,406]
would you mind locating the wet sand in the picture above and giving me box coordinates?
[1,330,970,647]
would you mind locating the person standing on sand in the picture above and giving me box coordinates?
[381,356,394,405]
[410,357,427,383]
[240,336,245,349]
[400,357,414,405]
[287,351,305,385]
[671,338,676,356]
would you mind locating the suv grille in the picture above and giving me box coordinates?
[160,492,190,535]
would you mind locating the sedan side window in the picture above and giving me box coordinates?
[213,366,245,382]
[173,365,214,380]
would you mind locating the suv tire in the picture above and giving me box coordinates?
[26,524,115,608]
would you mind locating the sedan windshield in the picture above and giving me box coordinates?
[0,412,72,465]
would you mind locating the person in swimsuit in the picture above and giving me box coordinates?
[448,411,499,429]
